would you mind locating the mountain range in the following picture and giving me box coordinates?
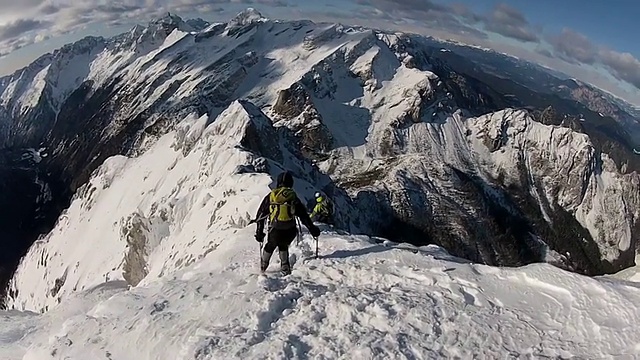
[0,8,639,311]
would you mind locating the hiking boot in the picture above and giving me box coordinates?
[279,250,291,276]
[261,250,273,273]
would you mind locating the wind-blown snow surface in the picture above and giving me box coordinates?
[3,100,640,359]
[2,227,640,358]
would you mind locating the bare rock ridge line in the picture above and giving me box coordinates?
[0,8,639,304]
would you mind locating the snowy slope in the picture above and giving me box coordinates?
[5,99,329,312]
[3,98,640,359]
[2,225,640,358]
[2,9,640,316]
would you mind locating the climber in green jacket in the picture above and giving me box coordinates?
[310,192,334,225]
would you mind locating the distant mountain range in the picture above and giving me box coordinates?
[1,9,639,306]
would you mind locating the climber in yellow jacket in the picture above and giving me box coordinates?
[310,192,334,225]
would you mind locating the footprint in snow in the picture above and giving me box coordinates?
[459,286,483,307]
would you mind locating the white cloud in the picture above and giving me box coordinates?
[345,1,640,103]
[599,49,640,89]
[0,0,295,56]
[34,33,50,43]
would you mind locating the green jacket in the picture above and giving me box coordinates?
[311,198,332,218]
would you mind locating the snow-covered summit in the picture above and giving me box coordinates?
[4,228,640,358]
[230,7,268,26]
[149,12,211,33]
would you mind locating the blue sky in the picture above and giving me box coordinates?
[452,0,639,57]
[0,0,639,105]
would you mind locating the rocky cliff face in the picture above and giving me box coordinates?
[546,79,640,144]
[317,106,640,274]
[0,148,63,291]
[265,31,640,275]
[1,9,639,305]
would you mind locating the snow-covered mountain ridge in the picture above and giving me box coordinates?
[5,229,640,359]
[0,8,639,304]
[5,233,640,359]
[1,99,640,359]
[7,98,364,312]
[422,38,640,148]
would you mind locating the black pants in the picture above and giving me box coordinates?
[262,227,297,271]
[313,214,332,225]
[264,227,297,253]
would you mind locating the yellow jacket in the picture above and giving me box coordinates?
[311,197,331,217]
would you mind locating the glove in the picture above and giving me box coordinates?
[255,232,265,243]
[309,225,320,238]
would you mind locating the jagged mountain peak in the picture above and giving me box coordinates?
[152,11,184,24]
[1,52,53,81]
[147,12,210,33]
[229,7,268,26]
[54,35,105,58]
[185,18,211,31]
[128,24,145,37]
[145,12,199,35]
[216,99,274,135]
[0,35,104,81]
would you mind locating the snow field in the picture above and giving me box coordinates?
[2,226,640,359]
[0,10,639,359]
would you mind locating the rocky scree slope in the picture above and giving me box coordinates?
[0,9,638,303]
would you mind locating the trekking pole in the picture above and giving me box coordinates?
[315,236,319,259]
[296,218,302,246]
